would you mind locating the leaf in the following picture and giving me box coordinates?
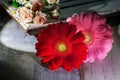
[12,0,18,8]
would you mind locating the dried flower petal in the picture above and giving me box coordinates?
[33,11,47,25]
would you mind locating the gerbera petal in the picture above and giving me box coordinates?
[72,43,88,57]
[92,13,106,29]
[37,33,42,41]
[70,31,85,44]
[96,41,113,60]
[48,55,63,70]
[78,12,94,29]
[36,41,51,50]
[85,53,95,63]
[53,55,63,67]
[42,55,55,63]
[66,54,83,66]
[67,13,85,32]
[36,50,53,57]
[45,24,59,39]
[96,24,113,38]
[66,24,77,39]
[62,59,72,71]
[84,56,95,63]
[36,42,52,54]
[36,45,54,57]
[57,22,69,37]
[74,64,80,69]
[36,35,54,48]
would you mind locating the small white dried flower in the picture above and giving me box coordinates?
[47,0,59,4]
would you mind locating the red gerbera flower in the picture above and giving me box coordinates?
[35,22,88,71]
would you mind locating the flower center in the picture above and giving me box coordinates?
[21,0,24,2]
[53,39,71,54]
[58,43,67,52]
[50,0,57,3]
[84,33,93,44]
[25,13,30,18]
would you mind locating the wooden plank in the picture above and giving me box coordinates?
[34,62,80,80]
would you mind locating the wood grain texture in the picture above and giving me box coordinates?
[34,63,80,80]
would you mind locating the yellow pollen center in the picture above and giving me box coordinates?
[21,0,24,2]
[58,44,67,52]
[84,33,92,44]
[12,11,16,14]
[50,0,57,3]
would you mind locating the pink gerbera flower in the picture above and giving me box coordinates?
[67,12,113,63]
